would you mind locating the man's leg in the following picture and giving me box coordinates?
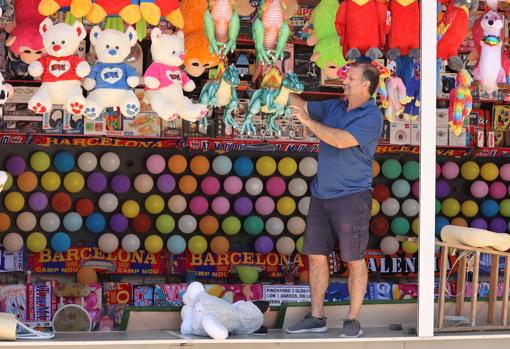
[309,254,330,318]
[346,259,368,320]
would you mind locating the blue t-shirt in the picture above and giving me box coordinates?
[307,98,383,199]
[87,62,137,90]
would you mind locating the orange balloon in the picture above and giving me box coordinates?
[373,160,380,177]
[190,155,210,176]
[0,213,11,233]
[17,172,38,192]
[168,154,187,174]
[178,175,198,194]
[77,267,98,285]
[199,215,219,235]
[451,217,468,227]
[210,236,230,255]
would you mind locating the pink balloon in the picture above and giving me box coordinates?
[500,164,510,181]
[146,154,166,174]
[255,196,275,215]
[436,163,441,178]
[470,180,489,198]
[412,181,419,198]
[189,196,209,215]
[211,196,230,215]
[489,181,507,200]
[223,176,243,195]
[200,176,220,195]
[266,176,286,197]
[442,162,459,180]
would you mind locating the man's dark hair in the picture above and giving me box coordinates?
[353,62,380,96]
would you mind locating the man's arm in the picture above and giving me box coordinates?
[289,94,307,110]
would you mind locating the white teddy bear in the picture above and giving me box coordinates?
[28,18,90,116]
[180,282,268,340]
[82,26,140,119]
[143,29,207,122]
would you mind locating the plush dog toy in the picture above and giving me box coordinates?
[143,29,208,122]
[82,26,140,119]
[181,282,269,339]
[441,225,510,252]
[28,18,90,116]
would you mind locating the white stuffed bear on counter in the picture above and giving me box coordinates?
[28,18,90,116]
[82,26,140,119]
[143,29,207,122]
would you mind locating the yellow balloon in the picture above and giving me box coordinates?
[480,163,499,181]
[144,235,163,254]
[460,161,479,180]
[63,172,85,193]
[277,196,296,216]
[145,194,165,214]
[4,192,25,212]
[441,198,460,217]
[256,156,277,176]
[27,232,47,253]
[412,218,420,235]
[278,157,297,177]
[122,200,140,218]
[461,200,478,217]
[402,239,418,254]
[371,198,380,216]
[3,173,13,191]
[188,235,208,254]
[41,171,61,191]
[30,152,51,172]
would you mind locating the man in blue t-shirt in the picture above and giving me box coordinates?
[286,63,383,338]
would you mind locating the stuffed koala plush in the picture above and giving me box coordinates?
[143,29,207,122]
[82,26,140,119]
[28,18,90,116]
[180,282,268,340]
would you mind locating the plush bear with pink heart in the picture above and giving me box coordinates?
[28,18,90,116]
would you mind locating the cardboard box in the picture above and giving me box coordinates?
[436,108,449,127]
[42,107,65,134]
[448,127,468,147]
[103,282,132,305]
[437,127,448,146]
[438,72,456,98]
[389,123,411,145]
[123,112,161,137]
[83,113,106,135]
[410,124,420,145]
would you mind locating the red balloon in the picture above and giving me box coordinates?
[51,192,72,213]
[132,213,152,234]
[370,215,389,237]
[76,198,94,217]
[372,184,390,203]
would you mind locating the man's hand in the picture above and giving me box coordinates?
[290,105,312,126]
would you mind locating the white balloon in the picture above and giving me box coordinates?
[212,155,232,175]
[63,212,83,232]
[245,177,264,196]
[134,174,154,194]
[299,157,317,177]
[40,212,60,233]
[16,211,37,232]
[298,197,311,215]
[402,198,419,217]
[98,193,119,213]
[265,217,284,236]
[381,198,400,216]
[380,236,399,255]
[100,152,120,172]
[178,215,197,234]
[168,195,187,213]
[288,178,308,197]
[287,216,306,235]
[3,233,23,253]
[77,152,97,172]
[98,233,119,253]
[122,234,140,253]
[276,236,296,255]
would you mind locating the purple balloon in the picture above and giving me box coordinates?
[211,196,230,215]
[87,172,108,193]
[412,180,419,198]
[28,192,48,211]
[189,196,209,215]
[111,174,131,194]
[255,236,274,254]
[255,196,275,215]
[436,179,450,199]
[470,180,489,199]
[489,181,507,200]
[234,197,253,216]
[200,176,221,196]
[266,176,286,197]
[157,174,176,193]
[6,156,26,176]
[489,217,507,233]
[470,218,488,230]
[109,214,129,233]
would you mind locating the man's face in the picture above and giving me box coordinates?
[342,66,370,97]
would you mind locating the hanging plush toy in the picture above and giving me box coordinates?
[448,69,472,136]
[38,0,93,20]
[385,60,412,122]
[204,0,241,57]
[82,26,140,120]
[143,29,208,122]
[0,73,14,119]
[140,0,183,28]
[85,0,141,26]
[28,18,90,116]
[403,60,421,120]
[386,0,420,60]
[335,0,389,61]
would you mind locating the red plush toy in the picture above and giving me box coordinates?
[140,0,183,28]
[86,0,141,25]
[335,0,389,60]
[386,0,420,60]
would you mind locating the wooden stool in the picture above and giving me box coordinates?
[436,241,510,332]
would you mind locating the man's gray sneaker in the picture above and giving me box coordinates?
[340,319,363,337]
[286,313,328,334]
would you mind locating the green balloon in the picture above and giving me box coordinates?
[222,216,241,235]
[30,152,51,172]
[296,236,304,254]
[4,173,13,191]
[381,159,402,179]
[243,216,264,236]
[155,215,175,234]
[236,265,259,284]
[435,199,441,215]
[441,198,460,217]
[391,217,410,235]
[500,199,510,217]
[402,161,419,180]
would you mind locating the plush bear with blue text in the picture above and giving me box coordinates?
[82,26,140,119]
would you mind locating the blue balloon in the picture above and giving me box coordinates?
[233,157,254,177]
[391,179,411,198]
[53,151,75,173]
[51,232,71,252]
[85,213,106,234]
[63,212,83,232]
[435,216,449,236]
[167,235,186,255]
[481,199,499,218]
